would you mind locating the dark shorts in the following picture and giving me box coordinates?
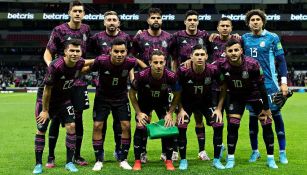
[35,98,75,132]
[183,102,214,126]
[93,97,131,122]
[227,94,263,116]
[71,85,90,111]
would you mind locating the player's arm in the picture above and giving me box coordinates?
[128,88,148,126]
[84,59,95,66]
[176,96,189,125]
[165,90,180,127]
[276,54,288,95]
[37,85,52,124]
[43,48,53,66]
[136,59,147,69]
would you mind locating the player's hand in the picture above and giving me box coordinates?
[209,33,219,42]
[258,109,272,123]
[164,112,174,127]
[177,109,189,125]
[136,29,145,35]
[280,83,289,96]
[211,109,223,123]
[181,59,192,69]
[136,112,149,126]
[232,33,241,40]
[37,111,49,124]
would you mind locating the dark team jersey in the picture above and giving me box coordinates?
[47,23,91,58]
[91,31,131,55]
[170,30,209,64]
[131,67,179,104]
[177,63,222,106]
[91,55,137,101]
[46,23,91,86]
[132,30,172,66]
[215,56,265,101]
[41,57,85,105]
[209,35,241,62]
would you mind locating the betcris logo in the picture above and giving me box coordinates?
[7,13,34,20]
[120,14,139,21]
[162,14,175,21]
[43,13,69,20]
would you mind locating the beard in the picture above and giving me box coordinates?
[150,23,161,30]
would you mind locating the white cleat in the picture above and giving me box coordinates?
[92,161,103,171]
[160,153,167,161]
[120,160,132,170]
[198,150,210,161]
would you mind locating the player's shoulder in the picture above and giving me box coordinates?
[96,54,110,62]
[81,23,91,30]
[53,23,67,32]
[165,68,176,78]
[244,56,260,66]
[50,57,65,69]
[138,67,151,77]
[92,31,106,38]
[197,29,209,37]
[126,56,137,63]
[263,30,279,39]
[178,64,189,73]
[161,30,172,38]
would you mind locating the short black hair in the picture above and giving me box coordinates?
[148,8,162,17]
[111,38,127,48]
[218,17,232,26]
[192,44,207,54]
[150,50,165,60]
[64,38,81,49]
[185,10,199,20]
[225,39,242,48]
[245,9,267,28]
[69,0,84,10]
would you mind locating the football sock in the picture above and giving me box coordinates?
[120,137,131,161]
[272,112,286,150]
[261,118,274,155]
[195,127,205,152]
[93,139,104,162]
[74,111,83,158]
[178,128,187,159]
[227,118,240,155]
[133,127,144,160]
[113,120,122,152]
[163,138,173,160]
[213,125,223,159]
[35,134,45,164]
[66,133,76,163]
[48,118,60,158]
[249,114,259,150]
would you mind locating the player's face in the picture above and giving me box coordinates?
[69,5,85,23]
[184,15,199,32]
[104,15,120,32]
[147,13,162,30]
[110,44,127,65]
[217,20,232,37]
[191,49,207,67]
[150,55,166,75]
[64,44,82,64]
[226,43,243,64]
[249,15,263,32]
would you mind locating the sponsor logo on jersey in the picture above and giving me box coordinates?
[83,34,87,41]
[188,80,193,84]
[104,71,110,74]
[182,40,187,44]
[162,40,168,48]
[102,42,107,46]
[145,42,150,46]
[198,38,204,45]
[204,77,211,85]
[260,41,265,47]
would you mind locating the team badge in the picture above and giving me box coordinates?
[162,40,168,48]
[260,41,265,47]
[198,38,204,45]
[229,104,234,111]
[242,71,249,79]
[83,34,87,41]
[161,84,168,90]
[204,77,211,85]
[74,70,80,78]
[122,70,128,77]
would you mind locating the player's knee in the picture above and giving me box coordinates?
[121,121,131,132]
[93,122,103,130]
[65,122,76,133]
[260,118,272,126]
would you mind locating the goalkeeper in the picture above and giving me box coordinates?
[129,50,180,171]
[242,9,291,164]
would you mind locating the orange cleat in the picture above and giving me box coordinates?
[133,160,142,171]
[165,160,175,171]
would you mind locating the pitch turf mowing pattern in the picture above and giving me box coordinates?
[0,93,306,175]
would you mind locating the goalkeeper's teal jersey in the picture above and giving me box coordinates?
[242,29,284,89]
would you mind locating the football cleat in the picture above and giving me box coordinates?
[279,152,288,164]
[213,158,225,170]
[140,152,148,163]
[92,161,103,171]
[165,160,175,171]
[132,160,142,171]
[179,159,188,170]
[33,164,43,174]
[225,157,235,169]
[45,156,55,168]
[160,153,166,161]
[198,150,210,161]
[267,157,278,169]
[65,162,78,172]
[74,156,88,166]
[249,151,260,162]
[120,160,132,170]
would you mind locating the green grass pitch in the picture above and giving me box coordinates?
[0,92,306,175]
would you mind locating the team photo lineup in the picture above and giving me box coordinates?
[27,0,295,174]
